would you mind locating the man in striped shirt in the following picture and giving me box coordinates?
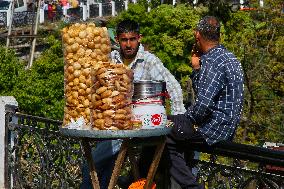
[167,16,244,189]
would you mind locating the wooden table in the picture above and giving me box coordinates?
[60,127,171,189]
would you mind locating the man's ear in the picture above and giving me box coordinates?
[115,36,119,43]
[195,31,201,42]
[138,34,142,43]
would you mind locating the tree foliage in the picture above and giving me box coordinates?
[220,0,284,144]
[0,47,24,94]
[109,2,283,144]
[0,35,64,120]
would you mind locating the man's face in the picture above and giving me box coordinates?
[116,32,141,59]
[194,30,202,52]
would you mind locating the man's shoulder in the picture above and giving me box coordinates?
[209,46,238,63]
[214,45,236,58]
[111,49,119,55]
[110,49,120,58]
[140,50,160,62]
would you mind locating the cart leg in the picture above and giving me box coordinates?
[144,138,166,189]
[108,140,128,189]
[128,148,140,181]
[82,139,100,189]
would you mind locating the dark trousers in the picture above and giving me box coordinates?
[166,128,206,189]
[80,152,117,189]
[139,146,171,188]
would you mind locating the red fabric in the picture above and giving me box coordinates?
[47,4,55,20]
[61,0,68,6]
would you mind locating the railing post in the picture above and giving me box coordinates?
[240,0,244,9]
[82,4,87,21]
[63,6,68,16]
[40,7,44,24]
[86,2,90,18]
[111,1,115,16]
[124,0,128,10]
[98,3,102,17]
[6,0,15,47]
[259,0,264,7]
[0,96,18,188]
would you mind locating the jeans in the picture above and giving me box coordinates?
[80,139,122,189]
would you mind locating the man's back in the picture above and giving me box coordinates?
[190,45,244,144]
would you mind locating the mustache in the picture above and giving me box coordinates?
[124,47,134,50]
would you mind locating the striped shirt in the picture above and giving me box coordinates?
[186,45,244,145]
[111,45,186,115]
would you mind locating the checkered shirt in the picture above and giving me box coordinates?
[186,45,244,145]
[111,45,186,115]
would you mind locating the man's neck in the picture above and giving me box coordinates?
[123,58,134,66]
[202,42,219,54]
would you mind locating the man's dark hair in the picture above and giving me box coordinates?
[196,16,220,42]
[116,19,140,36]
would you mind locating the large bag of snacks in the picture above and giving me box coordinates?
[62,23,111,129]
[91,62,133,130]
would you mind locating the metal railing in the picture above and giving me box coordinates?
[89,4,100,18]
[0,1,127,28]
[12,11,36,27]
[5,109,284,188]
[5,111,84,188]
[0,12,7,28]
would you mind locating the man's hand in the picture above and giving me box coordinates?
[191,44,201,70]
[167,114,194,140]
[191,56,200,70]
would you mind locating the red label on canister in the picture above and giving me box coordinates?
[151,114,162,126]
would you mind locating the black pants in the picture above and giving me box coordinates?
[166,129,206,189]
[139,146,170,188]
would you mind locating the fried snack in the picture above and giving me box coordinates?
[91,62,133,130]
[62,23,111,127]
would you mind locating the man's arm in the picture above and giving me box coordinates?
[147,56,186,115]
[190,69,200,95]
[186,60,224,125]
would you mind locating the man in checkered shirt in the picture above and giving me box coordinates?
[167,16,244,189]
[80,19,186,189]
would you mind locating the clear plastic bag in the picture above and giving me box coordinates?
[62,23,111,129]
[91,62,134,130]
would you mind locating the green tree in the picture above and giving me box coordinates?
[110,2,284,144]
[222,0,284,144]
[12,35,64,120]
[0,47,25,95]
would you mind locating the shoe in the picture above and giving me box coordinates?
[117,175,133,189]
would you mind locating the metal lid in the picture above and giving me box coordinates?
[133,80,166,84]
[132,80,167,101]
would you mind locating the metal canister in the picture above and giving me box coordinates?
[132,80,167,103]
[132,80,168,129]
